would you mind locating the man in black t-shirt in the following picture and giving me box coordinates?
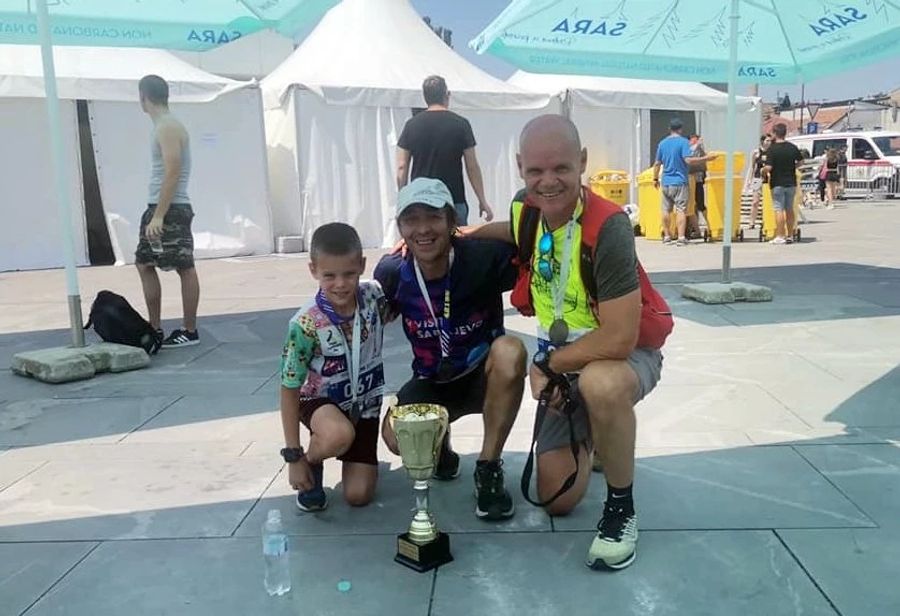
[396,75,493,226]
[762,123,803,244]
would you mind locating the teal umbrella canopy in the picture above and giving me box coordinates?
[471,0,900,84]
[0,0,337,49]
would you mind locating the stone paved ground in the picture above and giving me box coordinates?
[1,201,899,615]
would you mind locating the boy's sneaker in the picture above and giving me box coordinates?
[675,237,689,247]
[162,328,199,348]
[586,502,638,571]
[769,236,787,245]
[296,462,327,513]
[433,441,460,481]
[662,235,674,245]
[474,459,515,520]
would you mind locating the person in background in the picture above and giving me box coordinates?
[687,133,709,238]
[747,134,771,230]
[820,148,841,209]
[762,123,803,245]
[396,75,493,226]
[134,74,200,348]
[652,119,718,246]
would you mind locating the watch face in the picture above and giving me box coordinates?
[533,351,548,366]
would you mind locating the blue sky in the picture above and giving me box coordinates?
[408,0,900,103]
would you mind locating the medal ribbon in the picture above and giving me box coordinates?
[548,216,577,327]
[316,290,362,410]
[413,249,455,360]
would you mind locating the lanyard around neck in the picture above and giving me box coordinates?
[545,210,578,322]
[316,291,362,405]
[413,249,455,359]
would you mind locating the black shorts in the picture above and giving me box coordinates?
[396,362,487,422]
[135,203,195,272]
[825,171,840,183]
[298,397,379,466]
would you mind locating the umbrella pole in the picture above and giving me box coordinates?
[36,0,85,347]
[721,0,739,284]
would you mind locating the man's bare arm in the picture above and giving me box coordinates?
[548,288,641,373]
[463,221,514,244]
[463,147,493,221]
[396,147,411,190]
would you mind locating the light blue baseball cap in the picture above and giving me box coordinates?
[396,177,453,217]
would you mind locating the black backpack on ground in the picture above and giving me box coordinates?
[84,290,162,355]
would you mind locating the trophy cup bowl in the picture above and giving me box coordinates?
[389,402,453,572]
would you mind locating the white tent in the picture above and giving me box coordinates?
[508,71,761,190]
[0,45,273,272]
[261,0,556,249]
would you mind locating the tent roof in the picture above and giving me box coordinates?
[508,70,758,112]
[0,45,251,102]
[261,0,549,110]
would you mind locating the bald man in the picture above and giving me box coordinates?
[468,115,663,571]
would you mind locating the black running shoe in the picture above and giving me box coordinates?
[473,459,515,520]
[162,328,199,348]
[433,439,460,481]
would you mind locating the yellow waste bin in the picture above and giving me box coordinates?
[589,169,630,206]
[702,174,743,241]
[637,168,695,240]
[705,151,746,176]
[760,174,803,242]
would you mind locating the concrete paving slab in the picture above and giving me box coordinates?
[184,343,281,378]
[0,456,281,541]
[554,446,874,532]
[681,281,773,304]
[746,426,900,446]
[11,343,150,384]
[638,383,809,435]
[660,350,838,388]
[792,444,900,529]
[431,531,836,616]
[778,528,900,616]
[235,453,551,538]
[763,370,900,428]
[2,441,251,463]
[0,396,177,447]
[0,542,98,616]
[121,395,280,445]
[0,459,45,491]
[32,372,274,398]
[22,537,431,616]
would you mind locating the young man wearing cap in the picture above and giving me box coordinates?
[653,119,718,246]
[374,177,526,521]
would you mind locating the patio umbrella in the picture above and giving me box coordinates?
[472,0,900,282]
[0,0,338,346]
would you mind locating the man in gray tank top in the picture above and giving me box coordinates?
[135,75,200,348]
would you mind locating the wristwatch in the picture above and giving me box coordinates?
[280,446,305,463]
[533,351,561,381]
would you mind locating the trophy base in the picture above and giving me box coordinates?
[395,532,453,572]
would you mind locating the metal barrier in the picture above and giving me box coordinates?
[843,161,900,200]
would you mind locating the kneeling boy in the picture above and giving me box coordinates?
[279,223,387,511]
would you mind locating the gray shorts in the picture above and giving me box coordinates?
[771,186,797,212]
[661,185,689,213]
[536,347,663,455]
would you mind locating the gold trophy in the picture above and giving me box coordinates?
[389,402,454,572]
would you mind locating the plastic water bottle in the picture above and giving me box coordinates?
[262,509,291,596]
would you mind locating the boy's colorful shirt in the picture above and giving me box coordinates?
[280,280,386,419]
